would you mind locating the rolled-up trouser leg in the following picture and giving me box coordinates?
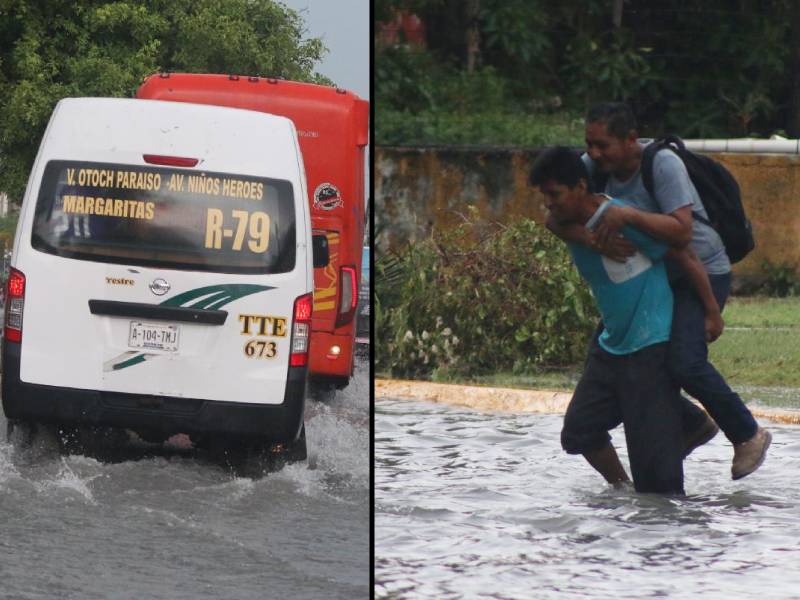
[561,343,621,455]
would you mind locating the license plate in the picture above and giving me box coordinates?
[129,321,179,352]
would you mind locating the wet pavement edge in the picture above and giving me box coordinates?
[376,378,800,425]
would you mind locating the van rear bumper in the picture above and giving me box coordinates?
[1,341,306,442]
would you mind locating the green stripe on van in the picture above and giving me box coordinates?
[160,284,273,309]
[112,353,147,370]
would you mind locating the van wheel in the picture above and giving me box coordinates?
[276,425,307,463]
[252,425,307,464]
[56,425,130,456]
[6,419,37,446]
[7,419,60,454]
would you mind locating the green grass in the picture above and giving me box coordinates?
[708,297,800,401]
[708,329,800,388]
[721,296,800,328]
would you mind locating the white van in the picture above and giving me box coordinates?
[2,98,325,457]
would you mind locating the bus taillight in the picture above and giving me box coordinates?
[335,266,358,328]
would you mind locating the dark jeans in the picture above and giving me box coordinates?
[561,342,685,494]
[670,272,758,444]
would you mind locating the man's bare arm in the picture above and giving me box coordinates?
[545,212,635,262]
[595,204,693,248]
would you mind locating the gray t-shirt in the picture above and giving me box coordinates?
[581,145,730,276]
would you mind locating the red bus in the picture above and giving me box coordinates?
[136,73,369,389]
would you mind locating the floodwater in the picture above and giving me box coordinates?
[0,358,369,600]
[376,397,800,599]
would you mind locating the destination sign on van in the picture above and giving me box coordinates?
[33,160,296,275]
[129,321,179,352]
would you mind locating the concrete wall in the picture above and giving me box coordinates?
[375,146,800,278]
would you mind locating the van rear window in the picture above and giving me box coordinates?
[32,160,296,274]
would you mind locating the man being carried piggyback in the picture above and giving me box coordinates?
[547,103,770,482]
[529,146,718,493]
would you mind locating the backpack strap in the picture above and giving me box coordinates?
[640,135,712,227]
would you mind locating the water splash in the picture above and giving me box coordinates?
[0,440,20,485]
[32,457,100,504]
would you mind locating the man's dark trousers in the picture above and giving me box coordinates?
[669,272,758,444]
[562,342,685,494]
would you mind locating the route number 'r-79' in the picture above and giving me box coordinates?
[205,209,270,252]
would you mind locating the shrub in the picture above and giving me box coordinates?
[376,215,597,379]
[757,260,800,297]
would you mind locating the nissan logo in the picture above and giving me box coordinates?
[149,278,171,296]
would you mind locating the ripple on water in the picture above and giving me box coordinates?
[376,398,800,599]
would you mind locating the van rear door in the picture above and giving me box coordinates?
[16,99,310,405]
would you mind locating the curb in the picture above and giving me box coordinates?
[376,379,571,414]
[376,378,800,425]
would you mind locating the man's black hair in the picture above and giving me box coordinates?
[586,102,637,139]
[529,146,589,188]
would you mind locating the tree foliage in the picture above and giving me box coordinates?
[376,0,800,143]
[0,0,329,200]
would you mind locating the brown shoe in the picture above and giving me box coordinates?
[683,414,720,458]
[731,426,772,480]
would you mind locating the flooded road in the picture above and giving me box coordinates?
[0,359,369,599]
[376,397,800,599]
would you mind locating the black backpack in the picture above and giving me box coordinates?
[592,135,755,264]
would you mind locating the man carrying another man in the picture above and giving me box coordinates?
[530,146,704,493]
[543,103,770,486]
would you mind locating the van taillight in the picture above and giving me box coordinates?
[143,154,199,167]
[4,268,26,343]
[335,266,358,328]
[290,293,313,367]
